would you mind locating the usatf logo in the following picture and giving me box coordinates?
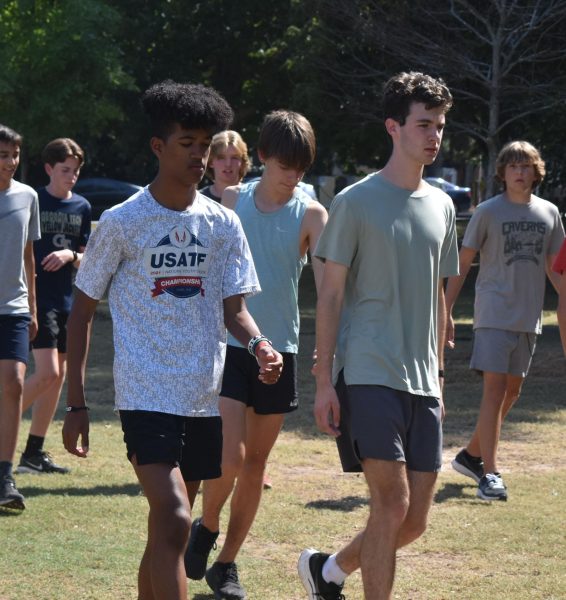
[143,225,210,298]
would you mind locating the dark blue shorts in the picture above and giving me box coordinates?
[220,345,298,414]
[32,309,69,352]
[0,314,31,364]
[335,371,443,473]
[119,410,223,481]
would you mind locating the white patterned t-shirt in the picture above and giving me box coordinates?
[75,187,260,416]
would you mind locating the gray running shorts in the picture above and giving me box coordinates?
[470,328,536,377]
[335,371,442,473]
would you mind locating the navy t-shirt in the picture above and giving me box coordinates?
[34,188,91,312]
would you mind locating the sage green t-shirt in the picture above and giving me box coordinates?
[315,173,459,397]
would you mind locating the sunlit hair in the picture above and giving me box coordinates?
[0,124,22,147]
[257,110,316,172]
[496,140,545,188]
[383,72,453,125]
[41,138,85,167]
[206,130,251,181]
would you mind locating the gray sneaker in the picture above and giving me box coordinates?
[477,473,507,501]
[452,448,484,483]
[298,548,345,600]
[184,517,219,580]
[0,475,26,510]
[16,451,70,475]
[205,561,246,600]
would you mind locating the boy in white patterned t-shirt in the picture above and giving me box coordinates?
[61,81,283,600]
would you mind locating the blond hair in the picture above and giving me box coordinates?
[206,130,251,181]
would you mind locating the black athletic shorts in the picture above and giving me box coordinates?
[32,309,69,352]
[220,345,298,415]
[119,410,223,481]
[0,314,31,364]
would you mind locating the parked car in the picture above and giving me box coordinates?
[73,178,143,220]
[424,177,472,215]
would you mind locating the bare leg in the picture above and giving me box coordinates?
[335,469,438,576]
[133,459,191,600]
[216,409,284,563]
[185,480,201,509]
[467,374,524,461]
[0,360,26,462]
[28,352,67,438]
[201,397,247,533]
[22,348,60,412]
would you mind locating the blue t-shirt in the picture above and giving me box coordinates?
[34,188,91,312]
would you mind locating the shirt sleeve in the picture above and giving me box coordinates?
[314,192,358,267]
[75,212,125,299]
[221,213,261,299]
[461,207,486,251]
[28,192,41,242]
[78,201,92,248]
[548,206,565,255]
[552,239,566,274]
[440,203,460,278]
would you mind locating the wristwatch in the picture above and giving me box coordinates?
[66,406,89,412]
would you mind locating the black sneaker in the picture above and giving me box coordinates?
[184,517,219,580]
[477,473,508,501]
[451,448,483,483]
[298,548,345,600]
[15,451,70,474]
[0,475,26,510]
[205,561,246,600]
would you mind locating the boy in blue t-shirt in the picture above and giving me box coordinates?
[17,138,91,475]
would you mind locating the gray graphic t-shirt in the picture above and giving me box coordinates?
[463,193,564,334]
[76,188,260,416]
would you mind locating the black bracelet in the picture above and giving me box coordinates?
[438,369,445,378]
[66,405,89,412]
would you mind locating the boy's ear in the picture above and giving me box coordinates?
[257,149,266,164]
[149,136,165,158]
[44,164,53,178]
[385,118,399,137]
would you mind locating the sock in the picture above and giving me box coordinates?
[322,554,347,586]
[24,434,45,457]
[0,461,13,479]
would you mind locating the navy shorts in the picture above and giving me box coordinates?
[32,309,69,352]
[119,410,223,481]
[0,314,31,364]
[220,345,298,415]
[335,371,443,473]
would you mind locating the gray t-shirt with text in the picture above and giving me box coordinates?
[463,193,564,334]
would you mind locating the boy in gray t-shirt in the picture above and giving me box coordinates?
[446,141,564,502]
[0,124,40,511]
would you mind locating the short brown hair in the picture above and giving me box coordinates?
[257,110,316,172]
[41,138,85,168]
[206,130,251,181]
[0,124,22,147]
[496,140,545,188]
[383,72,453,125]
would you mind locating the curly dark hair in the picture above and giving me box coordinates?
[383,72,453,125]
[141,80,233,140]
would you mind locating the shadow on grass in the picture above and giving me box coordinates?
[17,482,142,498]
[434,481,477,503]
[306,495,368,511]
[192,594,214,599]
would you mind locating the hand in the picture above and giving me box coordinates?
[311,348,318,376]
[439,391,445,422]
[41,249,73,272]
[314,383,341,437]
[446,313,455,349]
[256,344,283,385]
[62,411,90,458]
[28,313,38,341]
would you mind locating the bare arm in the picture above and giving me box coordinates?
[23,240,37,340]
[223,294,283,384]
[314,260,348,436]
[221,185,241,210]
[444,245,477,347]
[546,253,560,293]
[557,274,566,357]
[437,279,447,418]
[62,289,99,457]
[300,201,328,294]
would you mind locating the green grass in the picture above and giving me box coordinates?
[1,267,565,599]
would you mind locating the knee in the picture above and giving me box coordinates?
[370,495,410,529]
[151,500,191,551]
[3,374,24,400]
[36,369,60,389]
[242,450,268,477]
[403,513,429,543]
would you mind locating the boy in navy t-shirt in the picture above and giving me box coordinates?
[17,138,91,475]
